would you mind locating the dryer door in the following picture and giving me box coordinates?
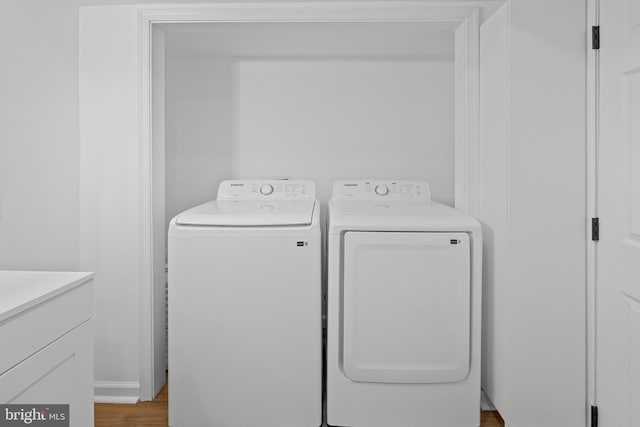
[342,231,470,383]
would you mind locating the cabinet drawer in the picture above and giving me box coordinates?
[0,280,93,374]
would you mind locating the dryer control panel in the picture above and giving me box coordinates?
[332,180,431,201]
[217,180,316,200]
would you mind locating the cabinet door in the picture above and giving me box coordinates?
[342,231,470,383]
[0,320,94,427]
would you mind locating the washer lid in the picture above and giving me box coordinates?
[175,200,316,226]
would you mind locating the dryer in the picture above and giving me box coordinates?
[168,180,322,427]
[326,180,482,427]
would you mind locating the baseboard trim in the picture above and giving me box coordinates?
[481,389,497,411]
[94,381,140,404]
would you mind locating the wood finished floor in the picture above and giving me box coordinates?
[95,383,505,427]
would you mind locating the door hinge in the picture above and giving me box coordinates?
[591,405,598,427]
[592,26,600,49]
[592,218,600,241]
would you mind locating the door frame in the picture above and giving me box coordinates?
[586,0,598,419]
[136,1,487,400]
[585,0,600,420]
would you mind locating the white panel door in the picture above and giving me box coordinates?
[342,231,470,383]
[598,0,640,425]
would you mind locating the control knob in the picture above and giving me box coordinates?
[375,185,389,196]
[260,184,274,196]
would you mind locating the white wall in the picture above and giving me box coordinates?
[165,55,455,214]
[151,26,168,396]
[165,57,234,228]
[0,0,79,271]
[233,58,454,204]
[479,1,586,426]
[79,5,141,402]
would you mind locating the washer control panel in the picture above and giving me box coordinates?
[217,180,316,200]
[332,180,431,201]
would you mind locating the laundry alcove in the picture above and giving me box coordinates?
[143,3,484,403]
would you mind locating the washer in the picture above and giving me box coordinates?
[168,180,322,427]
[326,180,482,427]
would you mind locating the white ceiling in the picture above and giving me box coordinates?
[159,22,456,58]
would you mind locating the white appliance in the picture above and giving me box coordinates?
[168,180,322,427]
[326,180,482,427]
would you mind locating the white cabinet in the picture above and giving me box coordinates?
[0,271,94,427]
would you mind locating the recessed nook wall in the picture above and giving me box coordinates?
[161,21,458,229]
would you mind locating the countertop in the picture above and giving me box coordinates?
[0,271,94,323]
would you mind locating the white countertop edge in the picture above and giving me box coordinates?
[0,271,94,323]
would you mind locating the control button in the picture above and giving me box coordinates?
[260,184,274,196]
[375,185,389,196]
